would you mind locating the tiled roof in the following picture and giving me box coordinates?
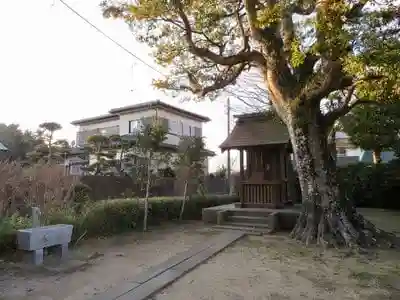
[219,113,289,150]
[71,100,210,126]
[109,100,210,122]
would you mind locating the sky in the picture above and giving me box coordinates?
[0,0,255,172]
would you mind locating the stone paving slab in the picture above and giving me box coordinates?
[117,231,244,300]
[116,270,183,300]
[90,231,244,300]
[131,243,212,284]
[170,247,217,274]
[90,244,212,300]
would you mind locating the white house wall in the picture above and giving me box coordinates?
[118,108,203,146]
[78,119,120,132]
[118,110,157,135]
[157,109,202,128]
[74,107,209,173]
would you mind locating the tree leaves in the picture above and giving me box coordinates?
[340,103,400,152]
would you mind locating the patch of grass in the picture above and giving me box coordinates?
[296,269,337,293]
[349,269,400,290]
[268,292,291,300]
[358,208,400,234]
[349,270,377,282]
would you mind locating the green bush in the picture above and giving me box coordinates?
[0,215,31,253]
[0,194,238,255]
[338,161,400,210]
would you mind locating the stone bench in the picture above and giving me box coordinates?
[17,224,73,265]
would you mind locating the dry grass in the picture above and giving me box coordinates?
[0,161,79,217]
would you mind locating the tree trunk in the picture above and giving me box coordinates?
[328,126,337,164]
[372,149,382,164]
[287,113,398,249]
[143,153,151,232]
[48,135,53,165]
[179,180,188,221]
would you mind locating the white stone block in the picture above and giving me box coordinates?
[17,224,73,251]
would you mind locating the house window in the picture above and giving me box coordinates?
[337,148,347,156]
[129,119,143,133]
[182,122,191,136]
[168,119,182,135]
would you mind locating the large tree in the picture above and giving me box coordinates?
[175,136,208,220]
[39,122,62,164]
[340,103,400,163]
[133,119,168,231]
[0,124,38,160]
[102,0,400,248]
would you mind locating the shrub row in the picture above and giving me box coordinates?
[338,161,400,210]
[0,194,239,255]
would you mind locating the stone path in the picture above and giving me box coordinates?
[89,231,244,300]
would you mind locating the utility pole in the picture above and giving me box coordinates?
[227,97,232,195]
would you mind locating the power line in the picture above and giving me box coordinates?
[57,0,166,77]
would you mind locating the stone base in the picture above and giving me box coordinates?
[24,249,44,266]
[203,203,301,232]
[234,202,284,209]
[22,243,70,266]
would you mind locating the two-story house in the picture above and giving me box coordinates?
[334,131,396,165]
[71,100,214,174]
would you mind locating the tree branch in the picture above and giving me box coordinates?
[323,74,386,126]
[292,0,316,15]
[173,63,248,97]
[294,53,320,83]
[173,0,265,66]
[324,85,357,126]
[281,8,294,58]
[236,10,249,52]
[304,61,353,106]
[345,0,370,19]
[243,0,263,40]
[160,17,224,50]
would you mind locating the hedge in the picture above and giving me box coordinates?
[0,194,239,255]
[338,161,400,210]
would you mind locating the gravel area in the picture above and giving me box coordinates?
[0,222,217,300]
[156,234,400,300]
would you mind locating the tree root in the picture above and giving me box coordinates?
[290,206,400,251]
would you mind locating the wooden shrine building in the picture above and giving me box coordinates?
[220,112,296,208]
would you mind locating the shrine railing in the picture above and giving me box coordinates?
[240,181,286,207]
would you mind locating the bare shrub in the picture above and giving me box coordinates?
[0,161,79,217]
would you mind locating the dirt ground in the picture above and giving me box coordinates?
[155,208,400,300]
[156,234,400,300]
[0,222,217,300]
[1,210,400,300]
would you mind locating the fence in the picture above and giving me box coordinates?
[80,175,232,200]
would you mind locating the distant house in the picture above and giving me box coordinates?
[70,100,215,175]
[334,131,397,165]
[0,141,9,161]
[0,141,8,151]
[64,156,89,176]
[359,150,397,164]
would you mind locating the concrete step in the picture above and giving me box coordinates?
[225,221,270,229]
[228,208,272,218]
[212,224,271,235]
[228,215,269,225]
